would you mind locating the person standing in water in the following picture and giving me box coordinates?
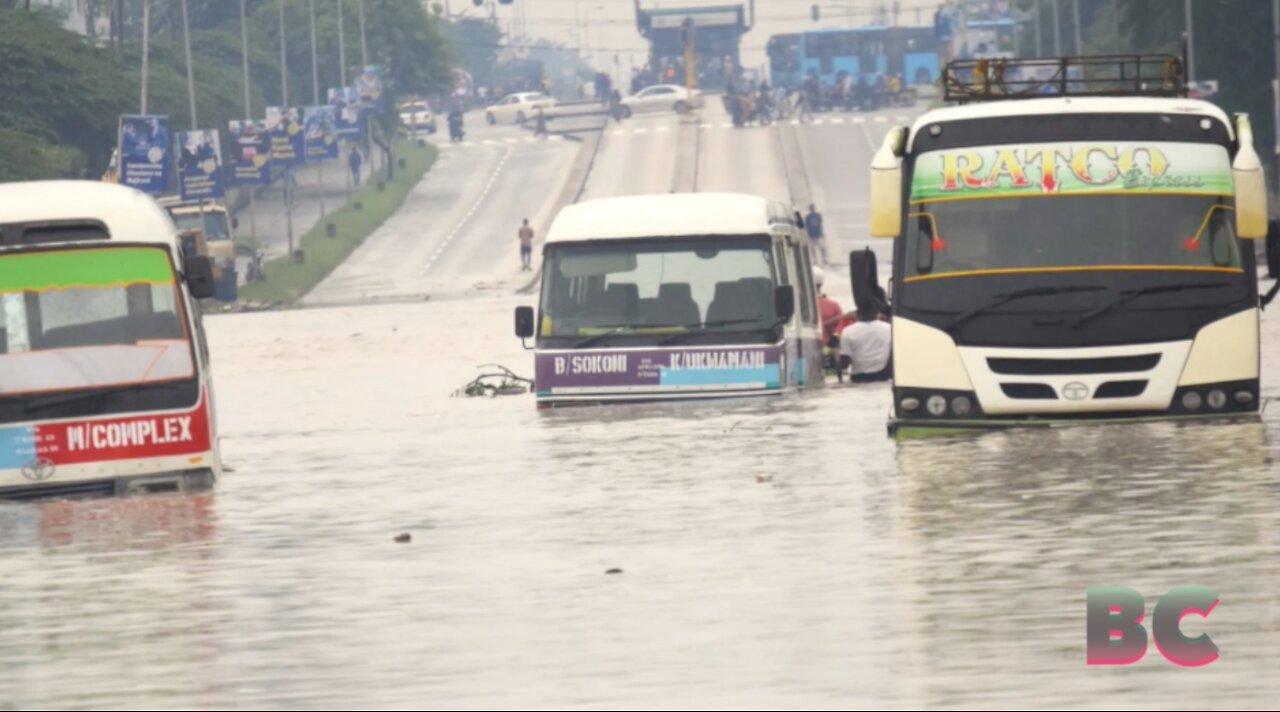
[518,219,535,272]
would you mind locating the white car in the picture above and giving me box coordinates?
[485,92,557,125]
[619,85,701,118]
[398,101,437,133]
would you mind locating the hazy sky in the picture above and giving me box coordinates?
[452,0,950,81]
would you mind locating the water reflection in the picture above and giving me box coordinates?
[1,296,1279,708]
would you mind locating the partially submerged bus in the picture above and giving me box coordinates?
[0,181,221,499]
[859,56,1270,436]
[515,193,823,405]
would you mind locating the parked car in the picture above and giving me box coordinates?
[618,84,701,118]
[398,101,437,134]
[485,92,557,125]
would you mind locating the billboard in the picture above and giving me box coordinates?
[328,86,365,141]
[303,105,339,161]
[228,119,272,186]
[177,129,226,201]
[266,106,304,167]
[117,115,172,194]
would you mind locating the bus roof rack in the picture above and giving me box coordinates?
[942,55,1188,103]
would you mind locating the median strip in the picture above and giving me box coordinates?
[236,138,438,306]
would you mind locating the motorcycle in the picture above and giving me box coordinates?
[448,118,465,143]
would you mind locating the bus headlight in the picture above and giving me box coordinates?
[1181,391,1203,411]
[900,397,920,412]
[1207,389,1227,410]
[926,395,948,416]
[950,396,972,416]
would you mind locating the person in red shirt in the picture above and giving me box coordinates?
[815,267,845,381]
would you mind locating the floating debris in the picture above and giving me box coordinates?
[393,533,412,544]
[605,568,623,575]
[452,364,534,398]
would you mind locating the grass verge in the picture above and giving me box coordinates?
[237,138,437,304]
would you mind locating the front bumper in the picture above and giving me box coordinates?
[0,468,216,502]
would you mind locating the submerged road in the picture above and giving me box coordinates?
[7,98,1280,709]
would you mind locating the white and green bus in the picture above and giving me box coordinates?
[860,56,1270,436]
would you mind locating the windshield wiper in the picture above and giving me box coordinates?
[1069,282,1229,330]
[659,318,776,345]
[571,325,637,349]
[23,382,182,414]
[946,286,1105,334]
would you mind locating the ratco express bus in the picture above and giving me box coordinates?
[0,181,222,499]
[515,193,823,405]
[861,56,1269,435]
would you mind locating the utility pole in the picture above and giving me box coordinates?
[1072,0,1082,56]
[309,0,326,219]
[140,0,151,112]
[280,0,295,262]
[1052,0,1061,56]
[339,0,351,198]
[358,0,368,67]
[1185,0,1195,81]
[1034,0,1042,57]
[240,0,257,243]
[180,0,197,128]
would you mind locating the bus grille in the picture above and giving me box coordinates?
[987,354,1161,376]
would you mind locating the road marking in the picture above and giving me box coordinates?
[504,137,519,143]
[699,123,714,129]
[720,122,733,128]
[874,116,888,123]
[610,129,628,136]
[633,127,649,134]
[830,117,846,125]
[482,139,498,145]
[654,126,670,133]
[860,125,877,151]
[790,120,801,126]
[853,117,866,124]
[524,137,537,143]
[420,147,513,276]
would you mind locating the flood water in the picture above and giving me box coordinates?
[2,294,1280,709]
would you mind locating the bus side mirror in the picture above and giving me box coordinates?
[1233,114,1267,239]
[870,127,905,238]
[185,255,216,299]
[849,248,883,312]
[774,285,796,322]
[515,306,535,338]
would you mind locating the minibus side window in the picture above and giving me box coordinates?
[793,243,817,326]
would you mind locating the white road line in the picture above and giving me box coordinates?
[859,125,877,152]
[790,119,801,126]
[830,117,847,125]
[504,137,519,143]
[654,126,671,133]
[524,137,536,143]
[420,147,513,276]
[633,127,649,134]
[482,139,498,145]
[610,129,627,136]
[874,116,888,123]
[721,122,734,128]
[853,117,867,124]
[700,123,714,129]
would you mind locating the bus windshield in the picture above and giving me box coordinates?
[539,237,779,344]
[0,247,194,399]
[906,141,1242,281]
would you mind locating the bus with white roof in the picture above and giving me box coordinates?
[515,192,823,405]
[858,55,1270,436]
[0,181,222,499]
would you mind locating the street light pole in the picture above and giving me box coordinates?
[1052,0,1061,56]
[1034,0,1042,57]
[309,0,326,219]
[358,0,368,67]
[1072,0,1082,56]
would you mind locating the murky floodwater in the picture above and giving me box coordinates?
[2,294,1280,709]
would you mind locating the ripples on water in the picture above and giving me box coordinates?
[1,295,1279,709]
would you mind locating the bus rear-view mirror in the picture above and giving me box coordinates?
[849,248,882,312]
[515,306,535,339]
[1233,114,1267,239]
[184,255,216,299]
[870,127,905,238]
[774,285,796,322]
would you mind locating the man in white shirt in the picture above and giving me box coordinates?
[838,309,892,382]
